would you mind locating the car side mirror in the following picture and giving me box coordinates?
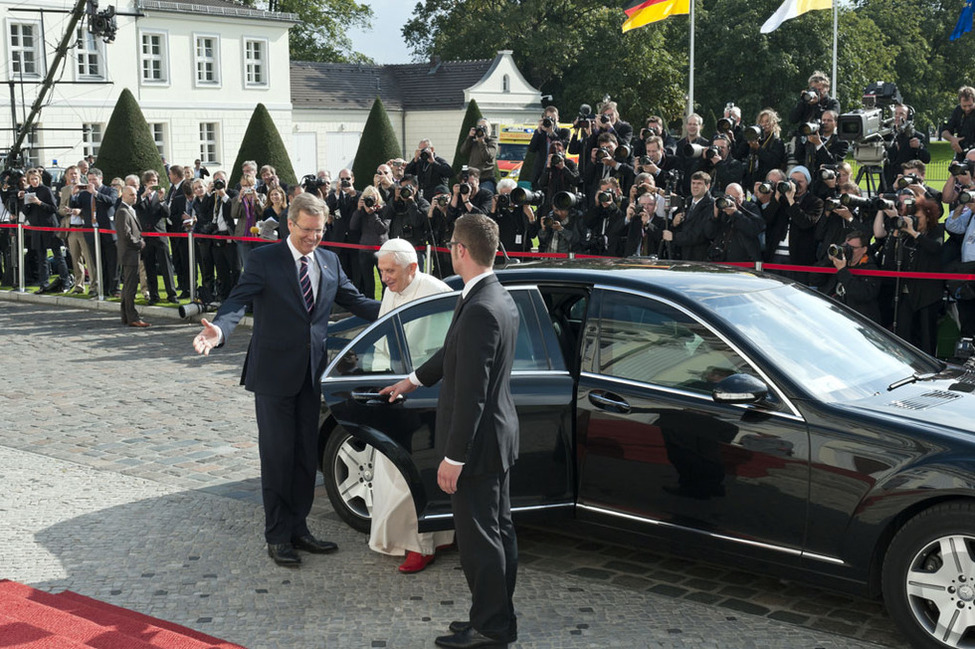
[712,373,768,405]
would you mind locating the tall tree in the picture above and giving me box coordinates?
[351,97,402,191]
[94,88,166,186]
[451,98,485,180]
[248,0,373,63]
[229,104,297,187]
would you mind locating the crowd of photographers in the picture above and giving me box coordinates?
[2,72,975,353]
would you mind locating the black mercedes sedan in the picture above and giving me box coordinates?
[318,259,975,649]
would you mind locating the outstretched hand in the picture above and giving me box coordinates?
[193,318,221,356]
[379,377,418,403]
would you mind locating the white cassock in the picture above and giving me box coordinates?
[369,270,456,556]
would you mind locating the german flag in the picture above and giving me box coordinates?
[622,0,691,32]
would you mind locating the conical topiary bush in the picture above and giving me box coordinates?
[94,88,167,186]
[351,97,402,191]
[228,103,297,187]
[450,98,485,184]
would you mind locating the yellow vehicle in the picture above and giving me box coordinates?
[496,123,579,186]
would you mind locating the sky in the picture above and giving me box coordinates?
[346,0,416,64]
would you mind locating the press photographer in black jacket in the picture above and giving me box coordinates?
[405,139,453,201]
[704,183,764,263]
[528,106,571,189]
[490,179,538,255]
[584,178,627,257]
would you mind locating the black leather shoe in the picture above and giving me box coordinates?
[292,534,338,554]
[267,543,301,566]
[435,628,506,648]
[448,622,516,643]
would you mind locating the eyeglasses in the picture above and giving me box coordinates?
[445,240,465,250]
[294,225,325,236]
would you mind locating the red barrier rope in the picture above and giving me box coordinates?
[3,222,974,281]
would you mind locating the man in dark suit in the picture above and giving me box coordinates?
[167,165,191,298]
[136,169,178,304]
[663,170,715,261]
[381,214,520,649]
[115,185,149,327]
[192,192,380,567]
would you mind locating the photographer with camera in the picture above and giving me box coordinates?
[528,106,571,189]
[703,134,744,195]
[745,109,787,191]
[350,185,390,299]
[384,175,431,250]
[135,169,178,304]
[821,231,882,323]
[871,188,943,352]
[641,115,677,157]
[584,132,635,206]
[661,170,714,261]
[801,110,849,172]
[584,178,627,257]
[538,140,580,210]
[674,113,709,195]
[704,183,764,263]
[387,159,407,182]
[459,118,499,194]
[405,139,453,201]
[942,86,975,161]
[232,174,267,269]
[427,187,454,277]
[374,164,396,204]
[590,101,633,147]
[447,166,493,220]
[578,101,634,182]
[814,181,873,264]
[537,200,584,254]
[324,168,363,291]
[636,136,678,187]
[884,104,930,188]
[257,165,287,198]
[789,71,840,154]
[490,178,538,255]
[780,166,823,279]
[624,183,669,257]
[196,171,239,302]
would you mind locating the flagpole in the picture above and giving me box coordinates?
[831,2,838,95]
[687,0,695,116]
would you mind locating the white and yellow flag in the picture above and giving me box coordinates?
[760,0,832,34]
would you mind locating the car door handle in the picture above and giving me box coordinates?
[588,391,631,414]
[351,391,404,404]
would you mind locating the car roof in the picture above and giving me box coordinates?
[491,258,793,305]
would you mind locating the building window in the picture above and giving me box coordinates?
[9,22,41,77]
[148,123,166,157]
[82,123,103,158]
[243,39,267,87]
[194,35,220,86]
[502,74,510,93]
[199,122,219,164]
[76,28,103,79]
[140,32,168,84]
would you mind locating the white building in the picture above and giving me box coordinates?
[290,51,543,177]
[0,0,295,171]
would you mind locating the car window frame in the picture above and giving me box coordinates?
[322,286,560,380]
[582,285,803,421]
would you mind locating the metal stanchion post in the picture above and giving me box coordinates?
[188,231,196,303]
[92,222,103,301]
[424,244,432,275]
[16,222,25,293]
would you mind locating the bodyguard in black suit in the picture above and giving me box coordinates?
[193,193,380,566]
[382,214,519,648]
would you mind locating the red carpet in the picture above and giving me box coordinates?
[0,580,247,649]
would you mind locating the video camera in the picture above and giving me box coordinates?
[837,81,902,166]
[573,104,595,129]
[301,174,327,193]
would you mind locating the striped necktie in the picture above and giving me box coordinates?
[299,256,314,313]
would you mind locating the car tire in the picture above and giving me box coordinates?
[882,501,975,649]
[321,429,376,534]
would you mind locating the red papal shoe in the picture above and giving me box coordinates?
[398,551,435,574]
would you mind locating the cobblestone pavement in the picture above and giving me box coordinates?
[0,294,904,649]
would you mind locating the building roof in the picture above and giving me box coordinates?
[140,0,298,23]
[291,57,495,111]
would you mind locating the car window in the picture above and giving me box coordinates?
[327,319,404,377]
[595,291,754,395]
